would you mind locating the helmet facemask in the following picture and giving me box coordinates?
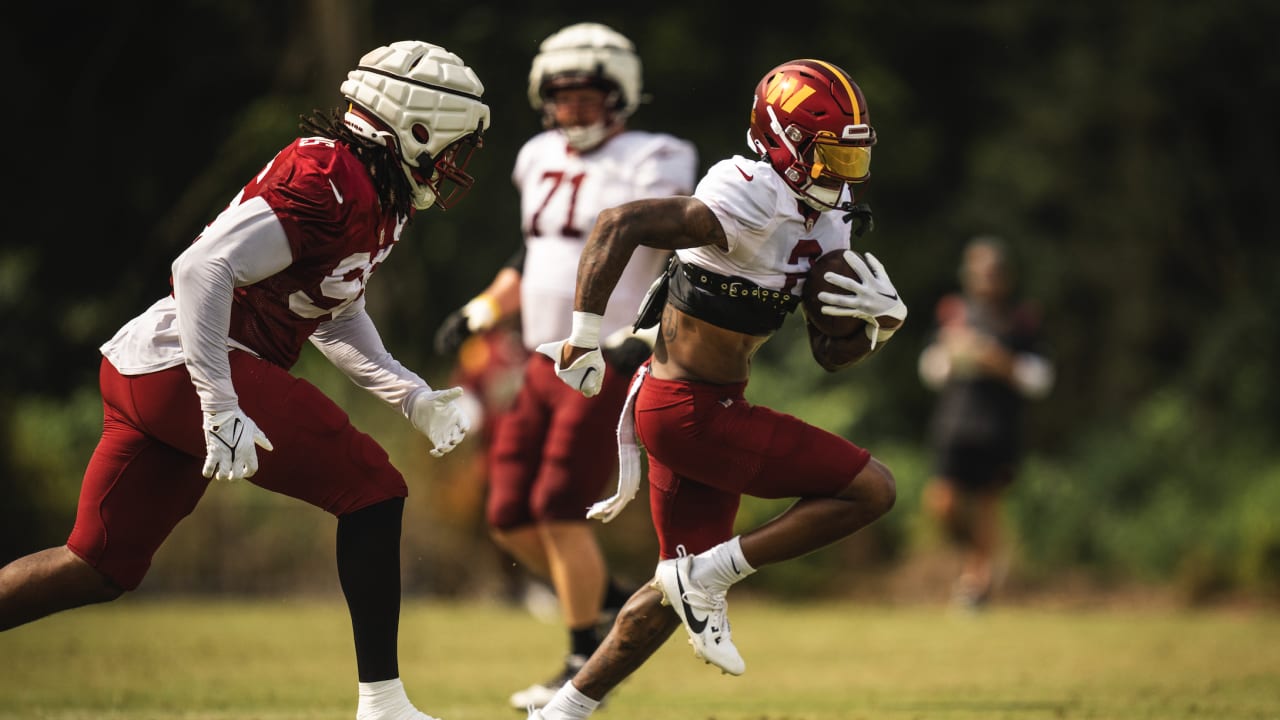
[786,116,875,210]
[409,129,485,210]
[540,76,625,151]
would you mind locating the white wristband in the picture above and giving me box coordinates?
[568,311,603,348]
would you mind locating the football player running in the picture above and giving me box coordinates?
[0,41,486,720]
[530,59,906,720]
[432,22,697,711]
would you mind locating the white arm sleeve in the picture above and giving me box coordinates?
[309,296,431,417]
[172,196,293,413]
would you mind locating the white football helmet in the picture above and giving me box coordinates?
[528,23,642,150]
[340,40,491,210]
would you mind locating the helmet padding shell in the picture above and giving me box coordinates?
[340,40,490,208]
[528,23,642,119]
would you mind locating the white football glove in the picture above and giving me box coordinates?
[202,408,274,482]
[535,340,606,397]
[817,250,909,348]
[408,386,471,457]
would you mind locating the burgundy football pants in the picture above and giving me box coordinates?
[68,352,407,589]
[634,372,870,559]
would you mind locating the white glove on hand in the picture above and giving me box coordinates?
[408,386,471,457]
[817,250,909,348]
[202,408,273,482]
[535,340,606,397]
[461,294,499,333]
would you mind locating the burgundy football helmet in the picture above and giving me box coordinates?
[747,59,876,210]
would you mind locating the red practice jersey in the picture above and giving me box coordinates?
[220,136,408,368]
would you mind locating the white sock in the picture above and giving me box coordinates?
[693,536,756,588]
[538,681,600,720]
[356,678,435,720]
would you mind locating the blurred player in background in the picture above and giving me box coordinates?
[432,22,697,711]
[918,235,1055,610]
[529,58,904,719]
[0,41,486,720]
[439,315,533,605]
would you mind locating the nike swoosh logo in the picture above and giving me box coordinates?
[213,417,244,459]
[735,166,754,182]
[878,292,899,300]
[578,367,598,392]
[329,179,344,204]
[730,556,740,574]
[676,565,709,634]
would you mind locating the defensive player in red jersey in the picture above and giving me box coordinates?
[528,59,907,720]
[0,41,488,720]
[432,23,696,711]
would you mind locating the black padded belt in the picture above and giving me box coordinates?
[666,259,799,336]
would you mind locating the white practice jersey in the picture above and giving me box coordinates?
[515,129,697,348]
[681,155,854,297]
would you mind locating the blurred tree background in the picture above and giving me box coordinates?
[1,0,1276,605]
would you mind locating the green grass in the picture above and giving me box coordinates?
[0,597,1277,720]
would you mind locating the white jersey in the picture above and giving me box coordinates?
[515,129,697,349]
[681,155,853,297]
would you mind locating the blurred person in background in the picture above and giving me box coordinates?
[431,22,697,711]
[918,235,1055,610]
[529,58,904,719]
[0,41,488,720]
[439,318,534,606]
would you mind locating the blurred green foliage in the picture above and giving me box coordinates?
[2,0,1277,603]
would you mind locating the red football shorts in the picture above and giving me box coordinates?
[485,353,633,528]
[68,352,407,589]
[634,373,871,559]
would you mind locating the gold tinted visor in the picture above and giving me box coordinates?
[811,141,872,181]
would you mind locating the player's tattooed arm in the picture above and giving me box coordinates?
[575,197,726,315]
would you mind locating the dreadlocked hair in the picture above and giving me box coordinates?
[300,108,415,219]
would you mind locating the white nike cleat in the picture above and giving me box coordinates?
[653,552,745,675]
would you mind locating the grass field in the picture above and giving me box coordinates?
[0,596,1277,720]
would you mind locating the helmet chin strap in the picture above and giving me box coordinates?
[804,184,843,209]
[402,164,437,210]
[790,182,846,211]
[561,119,613,151]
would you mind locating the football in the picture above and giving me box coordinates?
[803,249,867,338]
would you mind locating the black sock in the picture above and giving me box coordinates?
[601,577,631,612]
[570,625,598,658]
[337,498,404,682]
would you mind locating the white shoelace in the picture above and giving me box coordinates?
[675,546,731,634]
